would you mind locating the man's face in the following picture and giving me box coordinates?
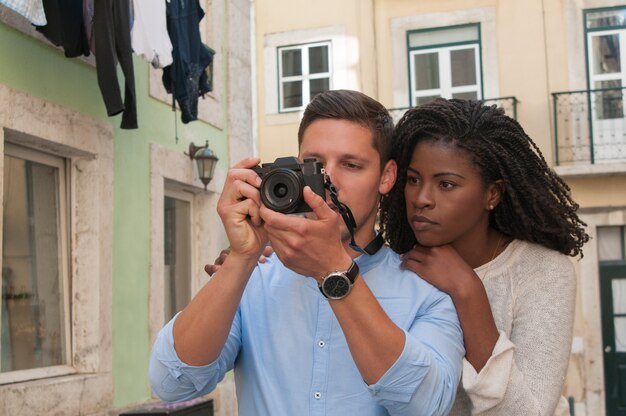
[298,119,396,247]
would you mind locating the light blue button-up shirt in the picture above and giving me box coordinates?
[150,246,464,415]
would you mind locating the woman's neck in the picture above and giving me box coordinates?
[452,229,508,269]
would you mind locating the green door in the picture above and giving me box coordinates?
[601,261,626,415]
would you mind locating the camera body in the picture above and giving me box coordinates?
[252,157,326,214]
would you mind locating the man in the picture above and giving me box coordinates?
[149,90,464,415]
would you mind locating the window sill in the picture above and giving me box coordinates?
[554,162,626,178]
[265,111,303,126]
[0,372,112,414]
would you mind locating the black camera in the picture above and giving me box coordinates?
[252,157,326,214]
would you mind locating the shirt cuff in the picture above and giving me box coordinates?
[462,330,515,411]
[153,314,222,393]
[366,329,431,403]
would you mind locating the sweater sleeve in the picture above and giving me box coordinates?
[462,251,576,415]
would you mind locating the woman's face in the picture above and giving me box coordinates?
[404,140,496,248]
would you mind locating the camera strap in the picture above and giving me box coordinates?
[325,178,384,255]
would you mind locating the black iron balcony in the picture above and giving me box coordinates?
[553,86,626,166]
[388,96,518,124]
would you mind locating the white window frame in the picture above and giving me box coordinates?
[264,25,356,125]
[390,7,499,109]
[278,41,332,112]
[0,84,113,415]
[1,143,72,384]
[409,44,482,106]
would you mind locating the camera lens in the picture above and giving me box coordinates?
[260,168,303,213]
[273,183,288,198]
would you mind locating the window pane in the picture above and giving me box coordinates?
[282,81,303,109]
[587,9,626,29]
[598,226,624,261]
[416,95,440,106]
[414,53,440,90]
[593,80,623,120]
[310,78,329,100]
[615,316,626,352]
[408,25,479,48]
[452,91,478,100]
[164,196,191,320]
[613,279,626,314]
[2,155,65,372]
[451,48,477,86]
[592,34,621,74]
[309,45,329,74]
[281,49,302,77]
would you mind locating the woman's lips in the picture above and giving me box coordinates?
[410,215,436,231]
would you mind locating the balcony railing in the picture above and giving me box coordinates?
[388,96,519,124]
[553,87,626,166]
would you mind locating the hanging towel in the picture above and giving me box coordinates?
[131,0,172,68]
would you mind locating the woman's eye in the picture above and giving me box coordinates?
[440,181,455,189]
[406,176,419,185]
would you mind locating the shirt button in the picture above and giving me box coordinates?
[318,340,325,348]
[314,392,321,399]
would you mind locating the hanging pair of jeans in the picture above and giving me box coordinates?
[162,0,214,124]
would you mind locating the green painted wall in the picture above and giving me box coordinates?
[0,20,229,408]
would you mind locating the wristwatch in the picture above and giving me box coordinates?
[318,261,360,300]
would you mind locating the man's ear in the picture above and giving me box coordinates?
[379,160,397,195]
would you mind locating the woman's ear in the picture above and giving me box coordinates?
[486,179,505,209]
[379,160,397,195]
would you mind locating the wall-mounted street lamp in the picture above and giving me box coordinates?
[187,141,219,190]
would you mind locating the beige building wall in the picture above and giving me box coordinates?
[255,1,626,415]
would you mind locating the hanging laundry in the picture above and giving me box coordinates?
[163,0,215,124]
[0,0,46,26]
[93,0,137,129]
[131,0,172,69]
[36,0,90,58]
[82,0,95,55]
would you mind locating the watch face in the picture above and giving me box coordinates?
[322,273,351,299]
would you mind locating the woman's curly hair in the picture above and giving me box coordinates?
[379,98,589,257]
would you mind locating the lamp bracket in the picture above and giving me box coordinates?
[186,141,209,160]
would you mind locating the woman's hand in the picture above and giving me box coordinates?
[400,244,478,298]
[205,245,274,276]
[402,244,500,372]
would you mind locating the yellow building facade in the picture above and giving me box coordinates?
[254,1,626,415]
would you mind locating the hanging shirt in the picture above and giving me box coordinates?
[36,0,90,58]
[0,0,46,25]
[131,0,172,68]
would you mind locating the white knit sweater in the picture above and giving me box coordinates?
[448,239,576,416]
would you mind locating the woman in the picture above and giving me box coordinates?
[380,98,589,415]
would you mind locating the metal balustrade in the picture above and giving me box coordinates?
[553,87,626,166]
